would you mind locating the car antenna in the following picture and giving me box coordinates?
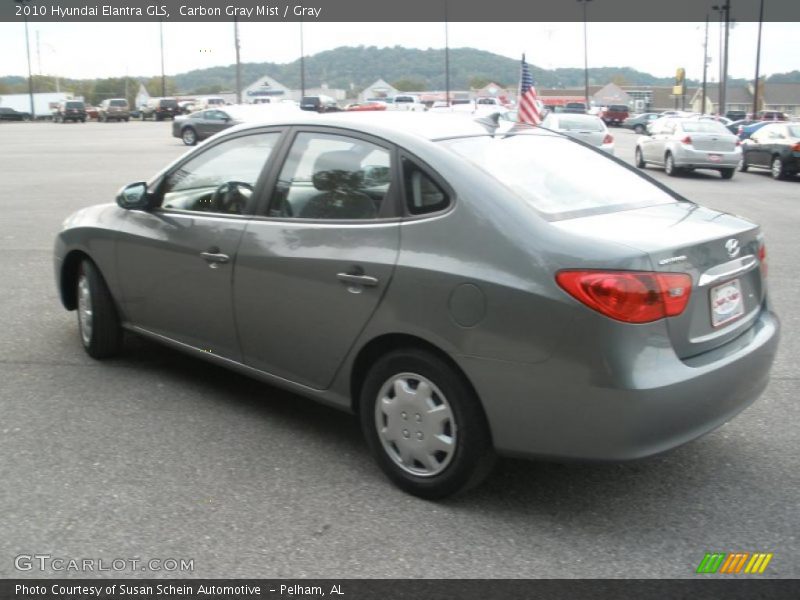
[474,112,502,136]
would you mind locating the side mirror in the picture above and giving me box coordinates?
[116,182,151,210]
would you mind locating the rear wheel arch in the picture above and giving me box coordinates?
[349,334,484,420]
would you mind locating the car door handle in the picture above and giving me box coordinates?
[200,251,230,264]
[337,273,379,287]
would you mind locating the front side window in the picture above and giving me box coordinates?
[161,132,281,215]
[268,132,392,220]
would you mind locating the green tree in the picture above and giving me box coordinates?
[392,78,427,92]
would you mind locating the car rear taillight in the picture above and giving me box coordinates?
[736,139,742,146]
[603,133,614,144]
[680,135,693,145]
[556,270,692,323]
[758,241,768,279]
[792,142,800,152]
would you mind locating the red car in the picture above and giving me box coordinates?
[345,101,387,112]
[84,106,99,120]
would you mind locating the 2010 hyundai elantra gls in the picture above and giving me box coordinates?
[54,113,779,499]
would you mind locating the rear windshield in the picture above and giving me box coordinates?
[301,97,319,105]
[442,134,676,220]
[608,105,628,112]
[109,99,128,107]
[160,99,178,108]
[65,102,84,109]
[680,121,730,134]
[549,116,604,131]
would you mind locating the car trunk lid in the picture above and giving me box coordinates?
[553,202,765,359]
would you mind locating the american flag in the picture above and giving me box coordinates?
[518,54,542,125]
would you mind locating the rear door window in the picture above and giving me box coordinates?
[268,132,393,220]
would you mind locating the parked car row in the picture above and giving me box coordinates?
[634,116,799,181]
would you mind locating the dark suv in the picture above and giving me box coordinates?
[140,98,180,121]
[54,101,87,123]
[300,95,339,113]
[99,98,130,122]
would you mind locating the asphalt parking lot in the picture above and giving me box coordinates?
[0,120,798,579]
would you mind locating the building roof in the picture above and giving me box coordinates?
[763,83,800,105]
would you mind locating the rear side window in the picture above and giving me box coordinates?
[109,99,127,107]
[403,158,449,215]
[681,121,729,134]
[443,134,675,219]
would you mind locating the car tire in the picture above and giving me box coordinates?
[719,168,735,180]
[76,259,122,359]
[182,127,198,146]
[771,156,786,180]
[738,158,749,172]
[665,153,679,176]
[634,124,645,134]
[81,119,86,123]
[359,348,496,499]
[635,147,646,168]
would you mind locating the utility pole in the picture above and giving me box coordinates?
[444,0,450,106]
[752,0,764,118]
[701,15,709,115]
[234,17,242,104]
[300,21,305,98]
[721,0,731,117]
[159,21,166,97]
[577,0,592,108]
[24,16,35,118]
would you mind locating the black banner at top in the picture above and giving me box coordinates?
[3,0,800,22]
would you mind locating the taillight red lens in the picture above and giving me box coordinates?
[792,142,800,152]
[603,133,614,144]
[680,135,693,145]
[556,270,692,323]
[758,242,768,278]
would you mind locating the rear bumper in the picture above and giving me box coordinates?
[461,308,779,461]
[673,146,741,169]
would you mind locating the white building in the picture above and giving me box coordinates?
[243,75,292,103]
[360,79,399,102]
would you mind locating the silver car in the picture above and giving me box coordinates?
[635,118,742,178]
[55,113,779,498]
[541,113,615,154]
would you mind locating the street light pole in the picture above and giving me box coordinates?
[159,21,166,97]
[721,0,731,117]
[701,15,709,115]
[234,17,242,104]
[300,21,305,98]
[444,0,450,106]
[577,0,592,108]
[752,0,764,118]
[24,16,35,118]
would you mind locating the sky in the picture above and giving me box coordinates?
[0,21,797,84]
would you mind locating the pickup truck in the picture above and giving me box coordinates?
[389,94,426,112]
[599,104,630,126]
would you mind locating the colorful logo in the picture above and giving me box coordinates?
[696,552,773,574]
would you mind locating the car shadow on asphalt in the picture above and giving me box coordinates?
[118,332,744,513]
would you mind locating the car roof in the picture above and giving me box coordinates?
[222,111,532,142]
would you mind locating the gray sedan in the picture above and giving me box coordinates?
[635,118,742,178]
[172,108,240,146]
[55,113,779,499]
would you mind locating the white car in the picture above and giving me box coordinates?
[541,113,615,155]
